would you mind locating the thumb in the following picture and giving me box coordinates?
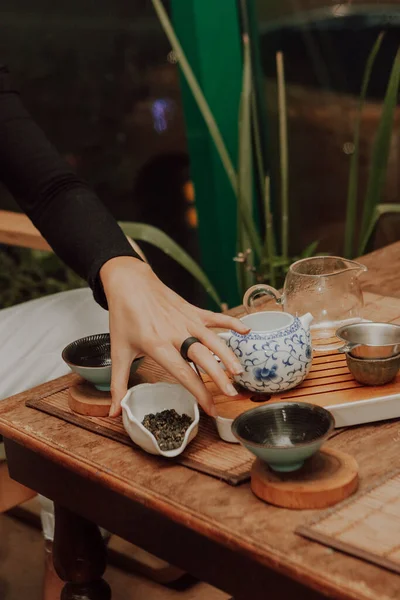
[109,345,135,417]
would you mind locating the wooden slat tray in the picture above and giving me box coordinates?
[212,350,400,425]
[211,292,400,422]
[26,384,254,486]
[297,468,400,574]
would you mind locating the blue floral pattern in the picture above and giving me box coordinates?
[254,364,278,381]
[226,317,313,393]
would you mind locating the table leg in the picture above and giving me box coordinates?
[53,504,111,600]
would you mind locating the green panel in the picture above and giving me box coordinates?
[171,0,243,307]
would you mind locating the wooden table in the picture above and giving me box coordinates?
[1,244,400,600]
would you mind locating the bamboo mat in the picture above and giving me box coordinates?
[297,468,400,574]
[26,386,253,486]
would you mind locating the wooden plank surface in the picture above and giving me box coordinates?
[1,291,400,599]
[359,242,400,298]
[1,244,400,598]
[0,210,51,251]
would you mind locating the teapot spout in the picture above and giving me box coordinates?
[299,312,314,329]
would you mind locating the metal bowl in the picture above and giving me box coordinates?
[62,333,143,391]
[346,353,400,386]
[337,322,400,359]
[231,402,334,472]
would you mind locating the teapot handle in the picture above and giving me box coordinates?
[243,284,283,313]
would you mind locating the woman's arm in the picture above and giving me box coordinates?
[0,65,249,416]
[0,64,139,307]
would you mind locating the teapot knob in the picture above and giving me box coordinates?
[299,312,314,329]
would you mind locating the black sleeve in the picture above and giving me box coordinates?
[0,64,141,308]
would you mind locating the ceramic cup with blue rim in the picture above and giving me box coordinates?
[62,333,143,391]
[218,311,313,394]
[232,402,335,472]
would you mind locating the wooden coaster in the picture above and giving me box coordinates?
[251,448,359,510]
[68,383,112,417]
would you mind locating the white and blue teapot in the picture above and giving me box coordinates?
[219,310,314,394]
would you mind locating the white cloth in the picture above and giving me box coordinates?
[0,288,109,401]
[0,287,110,540]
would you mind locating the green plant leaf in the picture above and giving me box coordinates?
[300,240,319,258]
[376,203,400,216]
[119,221,222,308]
[360,203,400,252]
[237,34,255,295]
[259,255,291,268]
[344,32,385,258]
[261,175,277,286]
[150,0,237,194]
[358,46,400,255]
[151,0,262,259]
[276,51,289,262]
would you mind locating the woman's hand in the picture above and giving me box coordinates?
[100,257,249,417]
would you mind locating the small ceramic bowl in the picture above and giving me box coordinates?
[232,402,334,472]
[121,382,199,458]
[214,416,238,444]
[62,333,143,391]
[346,353,400,386]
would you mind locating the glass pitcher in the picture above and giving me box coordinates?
[243,256,367,351]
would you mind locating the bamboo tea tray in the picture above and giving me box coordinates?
[210,351,400,428]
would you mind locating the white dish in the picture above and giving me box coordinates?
[327,394,400,428]
[121,383,199,458]
[214,416,239,443]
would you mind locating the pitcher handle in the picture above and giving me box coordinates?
[243,284,283,313]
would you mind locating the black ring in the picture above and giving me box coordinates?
[180,336,201,361]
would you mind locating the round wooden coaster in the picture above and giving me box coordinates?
[68,383,112,417]
[251,448,359,510]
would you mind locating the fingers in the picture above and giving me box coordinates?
[151,344,217,416]
[109,344,136,417]
[192,327,243,376]
[202,311,250,335]
[187,342,238,398]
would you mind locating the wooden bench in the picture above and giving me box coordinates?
[0,209,51,250]
[0,209,147,260]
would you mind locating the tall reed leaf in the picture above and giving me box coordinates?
[358,47,400,255]
[276,52,289,262]
[344,32,385,258]
[360,203,400,254]
[151,0,262,259]
[262,176,277,286]
[150,0,236,192]
[237,34,255,294]
[119,222,222,308]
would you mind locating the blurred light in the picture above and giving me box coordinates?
[167,50,178,64]
[343,142,355,155]
[151,98,175,133]
[332,3,351,18]
[183,181,195,203]
[186,206,198,228]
